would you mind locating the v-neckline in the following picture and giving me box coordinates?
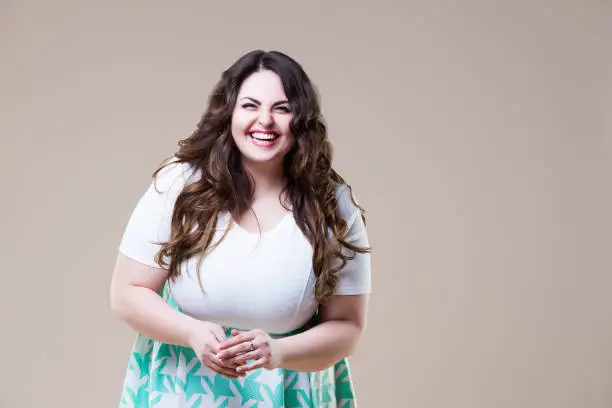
[230,211,292,237]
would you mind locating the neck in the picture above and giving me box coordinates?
[242,159,285,197]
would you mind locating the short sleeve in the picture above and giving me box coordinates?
[118,160,193,269]
[333,184,372,295]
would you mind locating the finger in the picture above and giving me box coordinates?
[237,357,266,374]
[227,350,260,366]
[211,353,243,371]
[231,329,241,337]
[219,335,246,350]
[219,331,254,350]
[208,360,242,378]
[214,354,241,369]
[217,340,256,360]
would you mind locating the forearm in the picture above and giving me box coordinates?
[111,285,198,347]
[276,320,363,372]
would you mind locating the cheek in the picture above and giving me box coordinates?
[231,112,253,133]
[278,117,293,136]
[282,134,296,153]
[279,120,294,147]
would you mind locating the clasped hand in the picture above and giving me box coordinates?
[188,322,281,379]
[218,328,282,375]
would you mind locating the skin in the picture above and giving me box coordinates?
[230,69,295,174]
[110,69,369,378]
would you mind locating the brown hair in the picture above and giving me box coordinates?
[153,50,370,303]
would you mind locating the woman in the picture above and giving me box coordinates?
[110,49,372,408]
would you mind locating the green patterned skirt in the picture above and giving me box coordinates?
[118,284,358,407]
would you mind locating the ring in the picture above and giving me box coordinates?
[249,340,255,351]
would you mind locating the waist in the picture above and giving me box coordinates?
[223,312,319,338]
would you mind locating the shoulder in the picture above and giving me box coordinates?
[152,157,200,193]
[333,182,362,227]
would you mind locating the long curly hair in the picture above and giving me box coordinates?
[152,50,370,303]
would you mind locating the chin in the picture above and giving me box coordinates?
[241,150,286,165]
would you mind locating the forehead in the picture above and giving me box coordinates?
[237,70,287,100]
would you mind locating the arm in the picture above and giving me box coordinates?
[110,253,199,347]
[112,160,241,379]
[111,161,209,347]
[275,293,370,372]
[277,186,372,371]
[111,253,241,378]
[218,293,370,373]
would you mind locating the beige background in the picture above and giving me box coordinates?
[1,1,611,407]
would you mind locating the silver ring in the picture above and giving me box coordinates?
[250,340,255,351]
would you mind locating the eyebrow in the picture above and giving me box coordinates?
[239,97,290,106]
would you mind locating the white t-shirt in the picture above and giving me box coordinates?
[118,160,371,335]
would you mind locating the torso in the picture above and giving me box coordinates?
[155,163,360,336]
[168,210,319,335]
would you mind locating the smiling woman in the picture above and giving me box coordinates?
[110,50,372,408]
[231,71,295,166]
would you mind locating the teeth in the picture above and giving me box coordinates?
[250,132,278,141]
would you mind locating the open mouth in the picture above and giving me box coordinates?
[248,131,280,147]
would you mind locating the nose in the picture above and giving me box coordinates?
[257,110,274,127]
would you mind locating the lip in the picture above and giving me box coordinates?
[249,130,280,136]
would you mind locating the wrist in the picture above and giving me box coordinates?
[272,337,289,369]
[181,315,201,347]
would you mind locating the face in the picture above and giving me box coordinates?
[230,70,295,167]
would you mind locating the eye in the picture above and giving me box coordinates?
[241,103,257,109]
[276,105,292,113]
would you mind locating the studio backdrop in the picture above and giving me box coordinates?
[1,1,611,407]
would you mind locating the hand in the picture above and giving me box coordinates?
[186,321,243,379]
[217,329,283,374]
